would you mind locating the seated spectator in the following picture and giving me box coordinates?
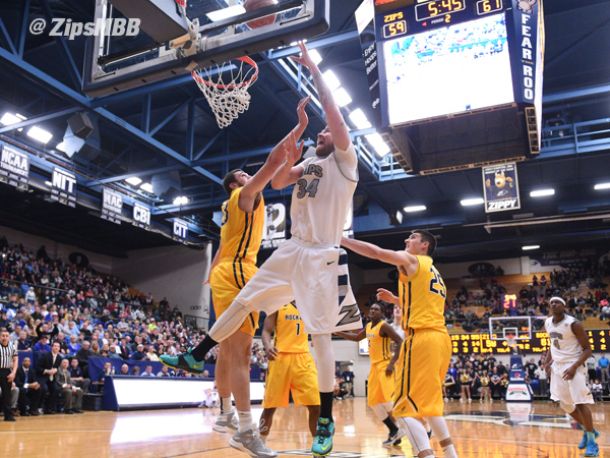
[100,362,114,380]
[36,341,63,414]
[75,340,95,376]
[145,345,160,362]
[32,335,51,353]
[130,344,146,361]
[16,331,31,350]
[67,335,81,355]
[69,359,90,393]
[591,379,603,401]
[131,366,141,376]
[55,359,83,414]
[14,356,42,416]
[119,364,130,376]
[157,366,172,377]
[141,365,155,377]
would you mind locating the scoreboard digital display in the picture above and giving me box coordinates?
[451,329,609,355]
[358,0,545,173]
[382,12,514,125]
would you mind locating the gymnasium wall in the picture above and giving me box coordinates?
[112,243,212,323]
[0,224,114,273]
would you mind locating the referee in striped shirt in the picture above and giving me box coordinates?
[0,328,18,421]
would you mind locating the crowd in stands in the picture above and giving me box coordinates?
[442,353,610,402]
[444,260,610,332]
[0,236,273,416]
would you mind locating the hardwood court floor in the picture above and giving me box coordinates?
[1,398,608,457]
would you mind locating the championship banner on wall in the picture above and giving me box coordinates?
[132,202,151,230]
[172,218,188,243]
[101,187,123,224]
[482,162,521,213]
[262,202,286,249]
[50,167,77,208]
[0,143,29,191]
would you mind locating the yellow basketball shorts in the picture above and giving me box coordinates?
[210,261,259,336]
[368,360,395,406]
[263,352,320,408]
[393,328,451,418]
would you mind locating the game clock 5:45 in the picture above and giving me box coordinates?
[415,0,466,22]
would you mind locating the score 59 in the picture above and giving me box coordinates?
[382,12,407,39]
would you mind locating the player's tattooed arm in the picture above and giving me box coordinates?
[292,42,352,154]
[563,321,592,380]
[261,312,279,361]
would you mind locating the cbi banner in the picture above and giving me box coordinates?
[172,218,188,243]
[262,202,286,249]
[132,202,151,230]
[0,143,29,191]
[51,167,77,208]
[101,187,123,224]
[482,162,521,213]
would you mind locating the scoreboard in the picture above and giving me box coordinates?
[356,0,545,174]
[451,329,609,355]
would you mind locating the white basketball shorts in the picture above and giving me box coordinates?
[550,361,594,405]
[233,238,362,334]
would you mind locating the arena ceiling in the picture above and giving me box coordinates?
[0,0,609,261]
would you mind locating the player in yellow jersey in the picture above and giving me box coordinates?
[161,97,311,458]
[336,303,405,448]
[341,230,458,458]
[259,303,320,441]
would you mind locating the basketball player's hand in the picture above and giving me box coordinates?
[287,132,305,165]
[291,41,316,71]
[562,365,577,380]
[385,363,395,377]
[265,346,278,361]
[296,96,310,130]
[376,288,397,304]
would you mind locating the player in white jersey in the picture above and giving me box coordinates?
[543,296,599,457]
[164,42,362,457]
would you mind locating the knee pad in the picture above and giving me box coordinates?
[559,401,575,414]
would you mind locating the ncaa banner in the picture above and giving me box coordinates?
[483,163,521,213]
[101,187,123,224]
[132,202,151,230]
[51,167,77,208]
[262,202,286,249]
[172,218,188,243]
[0,143,29,191]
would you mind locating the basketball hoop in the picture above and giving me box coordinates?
[191,56,259,129]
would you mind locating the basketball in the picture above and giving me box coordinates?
[244,0,277,29]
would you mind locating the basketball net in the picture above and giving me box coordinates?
[191,57,259,129]
[506,333,518,351]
